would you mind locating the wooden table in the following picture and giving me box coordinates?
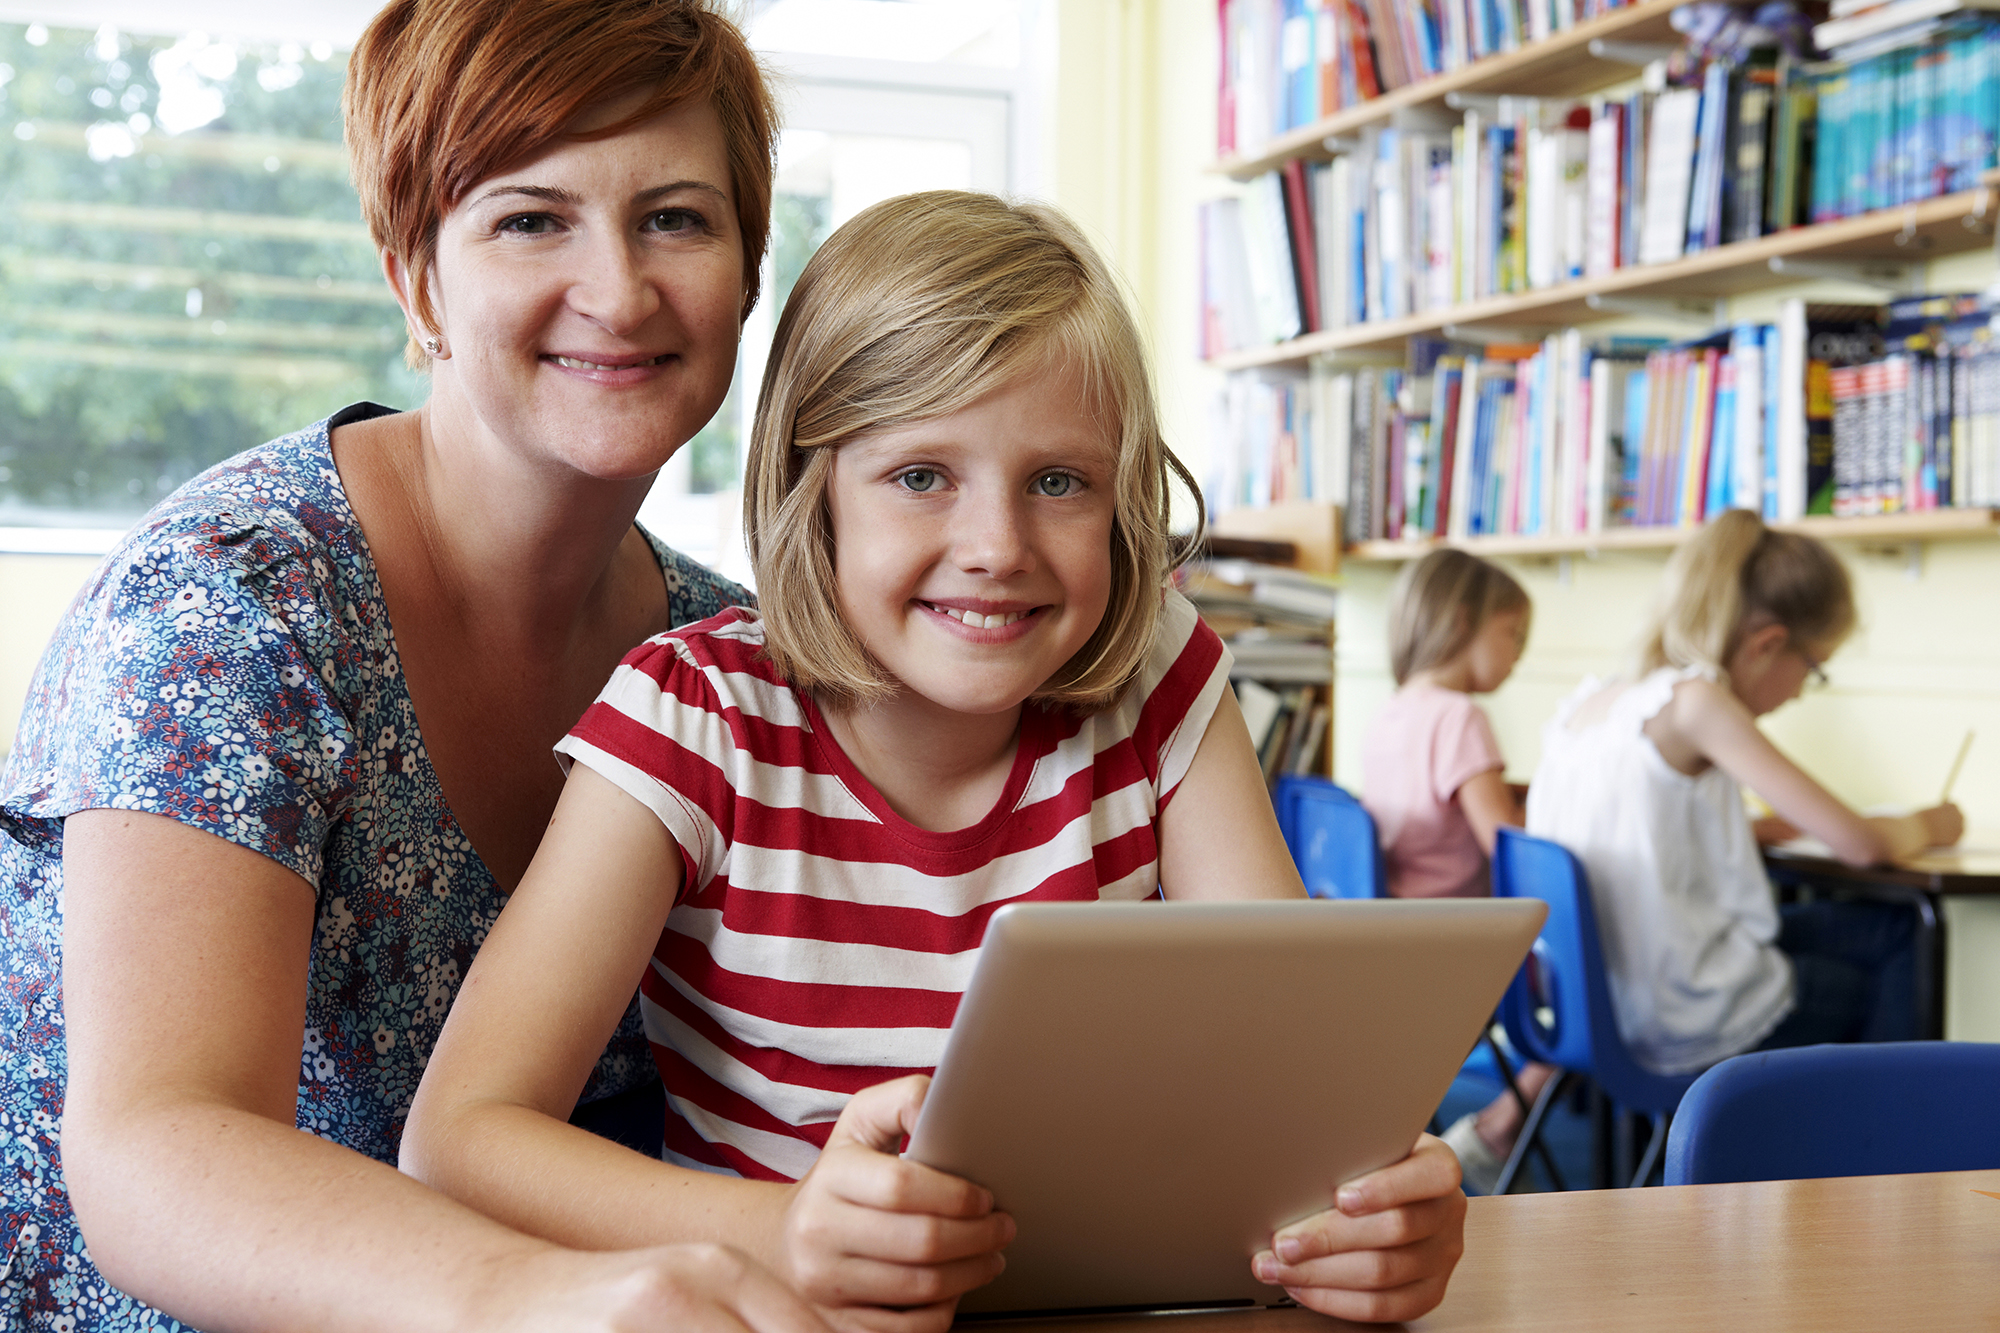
[990,1170,2000,1332]
[1763,831,2000,897]
[1763,830,2000,1037]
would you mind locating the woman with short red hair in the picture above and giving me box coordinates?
[0,3,819,1329]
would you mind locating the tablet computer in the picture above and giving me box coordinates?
[902,897,1545,1318]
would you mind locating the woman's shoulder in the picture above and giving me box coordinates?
[634,529,756,627]
[99,412,376,604]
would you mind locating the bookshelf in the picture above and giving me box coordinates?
[1212,180,2000,371]
[1204,6,2000,558]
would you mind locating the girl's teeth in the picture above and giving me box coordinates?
[937,605,1025,629]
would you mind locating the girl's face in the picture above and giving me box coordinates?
[825,366,1119,719]
[1729,624,1833,717]
[418,93,744,481]
[1465,606,1529,694]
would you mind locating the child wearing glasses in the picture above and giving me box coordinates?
[1527,510,1962,1075]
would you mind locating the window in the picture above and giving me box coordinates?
[0,1,1043,566]
[0,9,415,550]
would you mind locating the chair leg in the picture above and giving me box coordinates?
[1627,1111,1670,1189]
[1493,1069,1569,1196]
[1482,1030,1569,1192]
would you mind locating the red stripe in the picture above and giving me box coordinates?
[652,930,962,1028]
[1130,616,1224,776]
[642,960,942,1090]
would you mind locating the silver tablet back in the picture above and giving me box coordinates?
[903,897,1545,1317]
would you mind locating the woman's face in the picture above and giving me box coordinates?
[422,94,744,481]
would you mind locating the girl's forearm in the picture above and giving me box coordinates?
[402,1094,794,1270]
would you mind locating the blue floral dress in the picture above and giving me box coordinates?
[0,403,750,1331]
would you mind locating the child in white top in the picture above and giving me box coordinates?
[1527,510,1962,1075]
[402,192,1467,1328]
[1359,550,1550,1190]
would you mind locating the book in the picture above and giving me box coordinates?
[1639,87,1701,265]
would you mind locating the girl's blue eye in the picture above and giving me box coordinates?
[1034,472,1077,497]
[898,469,939,493]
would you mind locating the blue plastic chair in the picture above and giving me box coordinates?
[1664,1041,2000,1185]
[1272,775,1384,899]
[1491,828,1700,1189]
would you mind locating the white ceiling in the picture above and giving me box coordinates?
[0,1,388,46]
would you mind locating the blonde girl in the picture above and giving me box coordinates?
[401,193,1468,1330]
[1362,549,1532,898]
[1527,509,1962,1076]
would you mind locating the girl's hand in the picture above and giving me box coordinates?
[497,1243,837,1333]
[780,1076,1014,1333]
[1248,1133,1467,1324]
[1918,802,1965,848]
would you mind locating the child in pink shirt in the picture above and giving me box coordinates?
[1361,550,1529,896]
[1360,549,1547,1191]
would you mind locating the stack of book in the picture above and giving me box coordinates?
[1806,13,2000,222]
[1826,292,2000,512]
[1182,549,1337,782]
[1197,21,2000,356]
[1217,0,1644,158]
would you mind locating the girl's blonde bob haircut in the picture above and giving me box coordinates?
[1387,548,1529,686]
[1639,507,1856,674]
[744,191,1201,712]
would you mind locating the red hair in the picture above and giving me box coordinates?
[344,0,777,356]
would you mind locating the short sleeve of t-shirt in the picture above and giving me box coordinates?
[1428,693,1505,805]
[558,608,779,898]
[0,498,369,891]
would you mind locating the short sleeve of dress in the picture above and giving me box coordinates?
[557,610,771,900]
[1,505,368,891]
[1428,695,1505,806]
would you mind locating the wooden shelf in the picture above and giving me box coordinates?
[1210,185,2000,371]
[1347,508,2000,562]
[1214,0,1684,182]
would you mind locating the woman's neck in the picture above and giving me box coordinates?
[819,689,1027,834]
[386,398,659,654]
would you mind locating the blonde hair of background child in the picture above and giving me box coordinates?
[743,190,1202,711]
[1388,549,1529,686]
[1638,509,1856,675]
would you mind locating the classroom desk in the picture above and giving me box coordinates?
[988,1170,2000,1333]
[1763,830,2000,1038]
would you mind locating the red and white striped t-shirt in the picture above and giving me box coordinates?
[556,588,1231,1181]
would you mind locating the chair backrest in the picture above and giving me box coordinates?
[1490,828,1696,1114]
[1272,776,1383,899]
[1664,1041,2000,1185]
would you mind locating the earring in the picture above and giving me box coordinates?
[421,333,445,357]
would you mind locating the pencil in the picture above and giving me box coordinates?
[1941,729,1974,804]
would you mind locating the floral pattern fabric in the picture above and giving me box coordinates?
[0,403,749,1331]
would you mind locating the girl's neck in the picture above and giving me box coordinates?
[819,690,1027,833]
[1407,660,1475,695]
